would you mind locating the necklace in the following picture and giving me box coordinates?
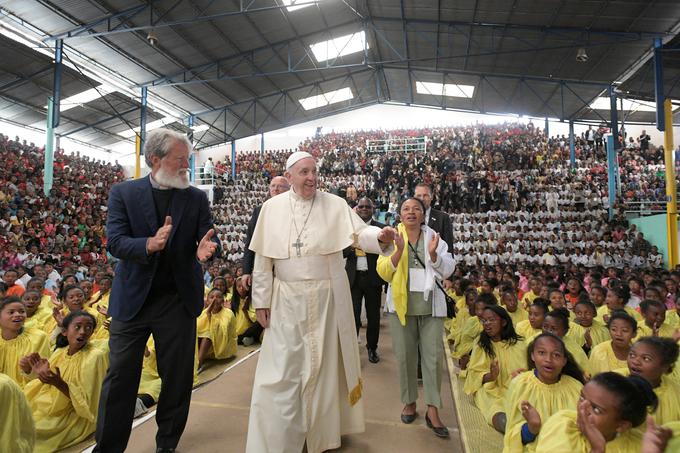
[289,193,316,257]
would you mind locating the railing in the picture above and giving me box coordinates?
[193,166,215,185]
[366,136,427,153]
[623,200,675,217]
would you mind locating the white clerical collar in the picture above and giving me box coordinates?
[149,173,171,190]
[425,207,431,222]
[289,187,315,202]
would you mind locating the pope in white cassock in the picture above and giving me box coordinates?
[246,151,397,453]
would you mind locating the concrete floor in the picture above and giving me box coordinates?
[123,318,464,453]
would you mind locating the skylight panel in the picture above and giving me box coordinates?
[281,0,317,12]
[310,31,368,63]
[416,81,475,98]
[298,87,353,110]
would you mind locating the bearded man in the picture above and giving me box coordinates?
[94,128,220,453]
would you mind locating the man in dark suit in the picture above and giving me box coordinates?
[343,197,385,363]
[94,129,220,453]
[414,183,454,255]
[241,175,289,289]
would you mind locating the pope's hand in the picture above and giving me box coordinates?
[378,226,397,244]
[256,308,271,329]
[147,216,172,253]
[197,229,218,262]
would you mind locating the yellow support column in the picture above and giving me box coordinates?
[664,98,678,269]
[134,134,141,179]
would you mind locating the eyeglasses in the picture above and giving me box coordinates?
[357,205,372,209]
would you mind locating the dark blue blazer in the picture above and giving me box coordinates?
[106,175,220,322]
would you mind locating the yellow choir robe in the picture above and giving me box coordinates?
[503,371,583,453]
[137,335,200,404]
[451,316,482,359]
[613,368,680,425]
[446,297,470,342]
[23,342,109,453]
[234,299,257,337]
[197,306,237,359]
[567,320,609,348]
[635,320,678,339]
[23,306,53,332]
[38,293,56,311]
[0,327,50,387]
[89,295,111,342]
[520,291,538,310]
[444,292,466,334]
[535,410,643,453]
[464,339,528,425]
[515,320,542,339]
[507,309,529,329]
[138,337,162,402]
[664,422,680,452]
[0,372,35,453]
[595,305,641,323]
[666,309,679,327]
[588,340,628,375]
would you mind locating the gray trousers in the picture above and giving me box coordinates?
[388,313,444,408]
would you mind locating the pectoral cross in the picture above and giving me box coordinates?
[292,238,304,257]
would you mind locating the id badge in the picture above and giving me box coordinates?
[409,268,426,292]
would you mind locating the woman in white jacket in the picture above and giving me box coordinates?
[377,197,455,438]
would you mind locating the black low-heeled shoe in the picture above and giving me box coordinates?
[400,411,417,424]
[425,413,450,438]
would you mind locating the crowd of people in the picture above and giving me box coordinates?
[1,120,680,452]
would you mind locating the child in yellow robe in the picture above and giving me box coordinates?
[596,286,641,324]
[25,277,57,312]
[232,277,263,345]
[0,297,50,387]
[589,310,637,375]
[42,285,99,344]
[637,299,679,339]
[540,308,591,376]
[504,333,585,453]
[447,286,476,343]
[515,299,549,339]
[621,337,680,425]
[520,278,543,310]
[21,290,52,331]
[535,372,658,453]
[0,372,35,453]
[452,294,496,369]
[464,305,527,433]
[502,290,528,328]
[569,300,609,352]
[444,278,469,334]
[197,288,238,369]
[22,310,109,453]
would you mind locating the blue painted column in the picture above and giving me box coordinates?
[52,39,63,128]
[188,115,195,182]
[140,86,148,153]
[260,133,265,154]
[569,120,576,167]
[609,86,619,151]
[606,134,618,221]
[544,117,549,137]
[231,140,236,181]
[654,38,665,132]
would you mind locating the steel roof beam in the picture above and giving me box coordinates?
[45,1,324,41]
[0,64,53,93]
